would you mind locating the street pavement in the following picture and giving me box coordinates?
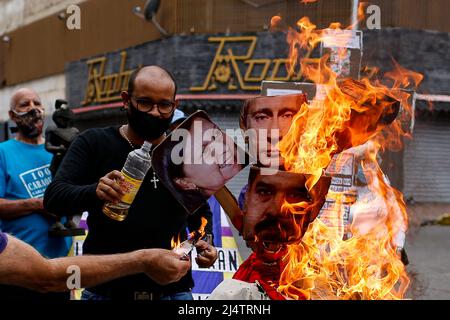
[405,225,450,300]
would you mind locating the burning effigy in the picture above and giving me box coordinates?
[150,1,424,300]
[208,8,423,300]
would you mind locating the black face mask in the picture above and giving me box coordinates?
[13,108,44,138]
[127,102,173,141]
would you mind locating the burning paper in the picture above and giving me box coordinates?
[172,217,208,259]
[268,14,423,300]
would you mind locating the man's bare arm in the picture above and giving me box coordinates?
[0,235,191,293]
[0,198,44,220]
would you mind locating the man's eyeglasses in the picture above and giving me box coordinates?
[131,96,175,115]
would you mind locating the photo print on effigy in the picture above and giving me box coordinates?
[239,93,307,170]
[241,166,331,262]
[152,110,249,214]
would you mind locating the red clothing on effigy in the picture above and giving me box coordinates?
[233,252,307,300]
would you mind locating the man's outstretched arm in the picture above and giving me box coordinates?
[0,234,191,293]
[0,197,46,220]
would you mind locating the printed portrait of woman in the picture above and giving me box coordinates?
[152,110,248,214]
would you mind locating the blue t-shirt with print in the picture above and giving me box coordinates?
[0,139,71,258]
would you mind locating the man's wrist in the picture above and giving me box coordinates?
[25,198,41,211]
[133,249,157,274]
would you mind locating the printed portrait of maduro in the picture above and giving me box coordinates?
[240,166,331,263]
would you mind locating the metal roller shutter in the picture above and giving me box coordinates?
[404,119,450,203]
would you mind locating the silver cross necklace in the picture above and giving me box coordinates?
[150,172,159,189]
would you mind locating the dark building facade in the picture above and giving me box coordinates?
[1,0,449,203]
[62,28,450,201]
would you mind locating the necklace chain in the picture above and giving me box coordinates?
[120,126,138,149]
[120,126,167,149]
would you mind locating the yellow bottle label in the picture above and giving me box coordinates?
[119,171,143,205]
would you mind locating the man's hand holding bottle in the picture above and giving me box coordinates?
[95,170,194,284]
[96,170,126,203]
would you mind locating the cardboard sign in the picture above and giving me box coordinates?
[192,199,242,300]
[320,29,363,80]
[261,80,330,102]
[319,152,356,239]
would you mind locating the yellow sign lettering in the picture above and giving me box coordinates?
[82,51,136,106]
[190,36,301,92]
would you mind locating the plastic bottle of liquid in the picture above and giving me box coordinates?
[103,141,152,221]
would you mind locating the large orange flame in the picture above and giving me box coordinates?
[272,15,423,300]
